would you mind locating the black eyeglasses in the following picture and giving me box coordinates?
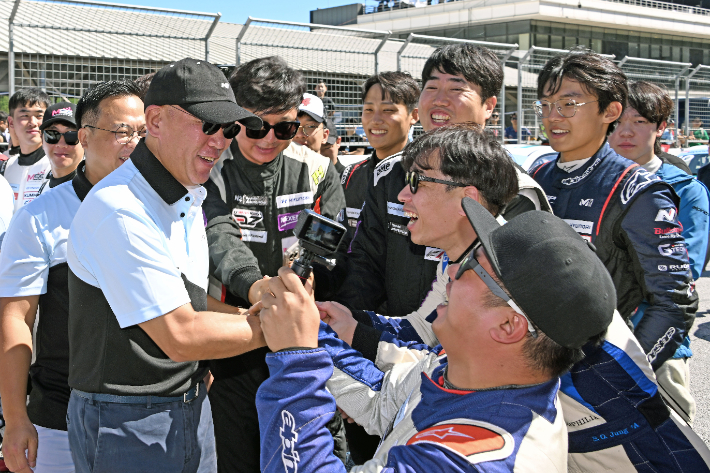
[456,250,537,338]
[43,129,79,145]
[169,105,241,139]
[245,120,300,140]
[84,124,146,145]
[405,171,467,194]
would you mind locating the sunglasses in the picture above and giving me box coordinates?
[43,129,79,145]
[456,250,537,338]
[169,105,241,139]
[245,120,300,140]
[404,171,467,194]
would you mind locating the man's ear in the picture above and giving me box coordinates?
[322,127,329,145]
[7,115,14,130]
[489,312,529,345]
[78,127,89,150]
[657,121,668,138]
[409,108,419,126]
[459,186,481,216]
[483,96,497,120]
[144,105,163,139]
[603,101,623,125]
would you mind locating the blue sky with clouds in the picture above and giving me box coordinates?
[118,0,365,25]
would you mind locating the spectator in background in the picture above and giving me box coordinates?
[37,102,84,195]
[504,113,530,142]
[293,93,330,154]
[690,116,708,147]
[608,80,710,424]
[0,80,143,473]
[0,111,9,143]
[0,88,50,214]
[0,175,11,242]
[314,79,335,117]
[486,110,500,137]
[6,121,20,158]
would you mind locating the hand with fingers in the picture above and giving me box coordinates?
[316,301,357,346]
[2,417,38,473]
[259,267,320,352]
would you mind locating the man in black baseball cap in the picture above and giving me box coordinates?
[38,102,84,193]
[64,60,266,472]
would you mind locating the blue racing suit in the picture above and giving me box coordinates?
[531,143,698,370]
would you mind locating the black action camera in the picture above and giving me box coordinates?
[291,209,346,284]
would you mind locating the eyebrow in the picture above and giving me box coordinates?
[363,100,396,105]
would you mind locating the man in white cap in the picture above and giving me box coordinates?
[293,93,331,154]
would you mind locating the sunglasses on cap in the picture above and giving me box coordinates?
[245,120,300,140]
[43,129,79,146]
[169,105,241,139]
[455,249,537,338]
[404,171,467,194]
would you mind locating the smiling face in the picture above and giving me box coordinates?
[361,84,418,160]
[81,94,144,185]
[418,70,496,132]
[235,108,298,165]
[10,102,46,153]
[43,122,84,178]
[293,113,326,153]
[541,77,621,162]
[608,106,663,166]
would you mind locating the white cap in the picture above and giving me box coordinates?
[299,93,325,122]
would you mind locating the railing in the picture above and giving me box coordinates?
[362,0,464,14]
[597,0,710,16]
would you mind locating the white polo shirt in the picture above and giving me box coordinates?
[2,146,50,214]
[0,174,13,241]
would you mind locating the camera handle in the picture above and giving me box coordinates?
[291,249,338,285]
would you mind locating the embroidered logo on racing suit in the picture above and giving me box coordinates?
[387,202,406,217]
[388,221,408,236]
[341,165,352,185]
[374,155,401,186]
[620,170,657,205]
[560,157,601,186]
[280,410,300,473]
[425,247,445,261]
[579,198,594,207]
[658,242,686,257]
[276,192,313,209]
[655,208,677,223]
[647,327,676,364]
[232,209,264,228]
[234,194,268,206]
[311,166,325,186]
[277,212,300,232]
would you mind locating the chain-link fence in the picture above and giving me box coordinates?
[684,65,710,148]
[6,0,220,99]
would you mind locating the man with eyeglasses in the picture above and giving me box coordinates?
[0,80,143,473]
[202,55,346,473]
[293,93,331,154]
[36,102,84,197]
[253,198,619,472]
[531,49,697,380]
[64,59,267,472]
[0,88,50,214]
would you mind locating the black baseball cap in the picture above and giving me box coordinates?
[325,118,337,145]
[40,102,77,131]
[144,58,262,130]
[461,197,615,349]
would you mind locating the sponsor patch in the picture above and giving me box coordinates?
[276,192,313,209]
[658,265,668,271]
[277,212,300,232]
[647,327,676,364]
[564,219,593,235]
[655,208,677,223]
[346,207,361,219]
[661,264,690,271]
[240,229,267,243]
[26,171,46,182]
[560,157,601,186]
[407,420,513,464]
[693,205,709,216]
[388,221,409,236]
[579,198,593,207]
[425,247,444,261]
[234,194,268,206]
[341,165,352,185]
[232,208,264,229]
[387,202,405,217]
[280,410,300,473]
[52,107,73,118]
[336,208,345,222]
[374,155,401,186]
[348,218,358,228]
[658,242,686,257]
[621,170,657,205]
[546,195,557,203]
[654,227,681,236]
[311,165,325,186]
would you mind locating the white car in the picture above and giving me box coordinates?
[677,145,710,176]
[504,144,558,172]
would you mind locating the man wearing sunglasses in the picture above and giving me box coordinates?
[36,102,84,196]
[201,55,345,473]
[64,59,267,472]
[254,199,620,472]
[0,80,144,473]
[531,50,697,381]
[0,88,50,214]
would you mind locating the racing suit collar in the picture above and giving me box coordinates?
[230,139,283,179]
[553,141,612,189]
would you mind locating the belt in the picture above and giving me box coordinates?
[73,383,200,405]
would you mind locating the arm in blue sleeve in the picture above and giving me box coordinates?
[620,186,698,370]
[675,179,710,280]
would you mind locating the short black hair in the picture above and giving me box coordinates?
[229,56,306,115]
[522,325,606,378]
[421,44,503,102]
[627,81,674,155]
[538,47,627,135]
[362,72,420,113]
[0,111,8,122]
[9,88,50,117]
[134,72,156,101]
[75,80,141,129]
[401,123,518,215]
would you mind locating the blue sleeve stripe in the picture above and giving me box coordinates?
[560,372,599,415]
[318,322,384,391]
[601,341,658,398]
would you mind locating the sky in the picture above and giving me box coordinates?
[117,0,367,25]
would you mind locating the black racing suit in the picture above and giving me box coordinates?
[203,141,346,473]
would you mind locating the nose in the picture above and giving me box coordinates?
[207,127,229,149]
[397,182,412,203]
[432,87,449,106]
[447,263,460,281]
[547,103,564,121]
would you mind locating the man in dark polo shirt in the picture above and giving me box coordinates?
[66,58,266,472]
[0,80,144,473]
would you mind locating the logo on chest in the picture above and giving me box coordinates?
[276,192,313,209]
[579,198,594,207]
[234,194,268,206]
[232,208,264,229]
